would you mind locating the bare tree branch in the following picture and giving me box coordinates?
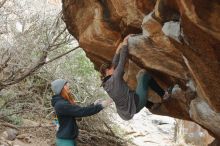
[46,46,80,64]
[0,0,7,8]
[50,27,67,46]
[3,50,48,86]
[0,2,77,91]
[0,56,10,72]
[0,110,26,119]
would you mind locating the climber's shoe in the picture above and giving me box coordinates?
[171,84,182,98]
[162,85,175,101]
[163,84,182,101]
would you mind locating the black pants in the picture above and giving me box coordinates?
[146,78,165,109]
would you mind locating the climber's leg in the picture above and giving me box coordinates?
[135,70,173,111]
[56,138,76,146]
[135,70,151,112]
[148,76,175,101]
[148,78,165,98]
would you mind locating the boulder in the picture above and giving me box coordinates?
[62,0,220,139]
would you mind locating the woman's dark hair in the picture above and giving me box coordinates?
[99,61,112,81]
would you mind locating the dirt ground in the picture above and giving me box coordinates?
[0,119,134,146]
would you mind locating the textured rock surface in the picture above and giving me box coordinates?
[62,0,220,139]
[175,120,214,145]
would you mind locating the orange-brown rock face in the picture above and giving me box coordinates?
[62,0,220,139]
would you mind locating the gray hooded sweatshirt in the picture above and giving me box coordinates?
[102,45,137,120]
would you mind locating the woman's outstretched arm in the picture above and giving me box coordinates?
[55,101,103,118]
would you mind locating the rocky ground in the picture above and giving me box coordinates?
[111,108,176,146]
[0,106,214,146]
[0,118,133,146]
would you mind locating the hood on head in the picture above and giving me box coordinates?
[51,79,67,95]
[51,95,63,107]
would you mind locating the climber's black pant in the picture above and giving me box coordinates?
[149,78,165,97]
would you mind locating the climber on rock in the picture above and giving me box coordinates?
[99,34,173,120]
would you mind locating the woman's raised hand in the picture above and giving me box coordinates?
[94,98,103,105]
[94,98,113,108]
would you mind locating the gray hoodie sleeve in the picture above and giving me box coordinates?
[112,53,120,67]
[113,45,128,78]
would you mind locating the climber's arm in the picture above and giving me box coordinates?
[113,45,128,77]
[113,34,132,78]
[112,43,123,68]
